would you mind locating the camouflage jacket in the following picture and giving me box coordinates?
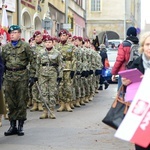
[36,47,63,78]
[59,42,76,71]
[2,40,36,81]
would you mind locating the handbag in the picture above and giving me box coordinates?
[102,85,130,129]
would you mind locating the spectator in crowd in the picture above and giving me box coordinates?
[121,31,150,150]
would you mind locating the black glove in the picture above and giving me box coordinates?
[34,77,38,82]
[85,71,89,78]
[57,77,62,84]
[76,71,80,75]
[28,77,38,87]
[95,70,101,76]
[89,70,93,75]
[81,71,86,77]
[70,71,75,79]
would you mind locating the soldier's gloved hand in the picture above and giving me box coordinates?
[95,70,101,76]
[28,77,35,87]
[34,77,38,82]
[76,71,80,75]
[70,71,75,79]
[85,71,89,78]
[81,71,86,77]
[57,77,62,84]
[89,70,93,75]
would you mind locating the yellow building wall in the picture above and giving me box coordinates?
[48,0,65,13]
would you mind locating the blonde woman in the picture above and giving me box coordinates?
[122,32,150,150]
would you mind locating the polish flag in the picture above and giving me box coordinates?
[115,69,150,148]
[0,5,10,45]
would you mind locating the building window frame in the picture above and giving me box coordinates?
[91,0,101,12]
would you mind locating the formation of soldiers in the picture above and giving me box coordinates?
[26,29,103,119]
[0,28,103,125]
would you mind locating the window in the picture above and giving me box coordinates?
[91,0,101,11]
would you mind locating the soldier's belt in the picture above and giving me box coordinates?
[62,58,72,61]
[6,66,26,71]
[42,63,58,67]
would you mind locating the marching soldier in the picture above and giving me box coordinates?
[57,30,77,112]
[2,25,36,136]
[30,31,44,112]
[36,35,63,119]
[27,37,36,108]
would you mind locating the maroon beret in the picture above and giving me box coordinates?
[33,31,42,38]
[58,29,68,37]
[28,37,35,43]
[68,33,72,37]
[72,36,77,41]
[84,38,90,42]
[52,37,59,42]
[77,36,83,41]
[43,35,53,42]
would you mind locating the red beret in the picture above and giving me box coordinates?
[21,38,25,41]
[33,31,42,38]
[28,37,35,43]
[53,37,59,42]
[84,38,90,42]
[68,33,72,37]
[43,35,53,42]
[77,36,83,41]
[58,29,68,37]
[72,36,77,41]
[42,33,49,41]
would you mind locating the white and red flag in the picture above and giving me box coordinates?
[115,69,150,148]
[0,5,10,45]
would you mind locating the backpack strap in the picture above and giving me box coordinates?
[122,40,132,47]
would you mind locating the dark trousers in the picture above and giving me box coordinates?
[99,75,107,85]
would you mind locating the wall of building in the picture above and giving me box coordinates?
[86,0,141,41]
[68,0,86,36]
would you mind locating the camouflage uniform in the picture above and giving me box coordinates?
[30,42,44,111]
[36,47,63,119]
[2,40,35,121]
[57,42,76,112]
[72,46,82,107]
[95,51,103,92]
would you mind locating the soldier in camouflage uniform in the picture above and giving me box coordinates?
[93,46,103,93]
[27,37,36,108]
[36,35,63,119]
[53,37,60,50]
[57,30,76,112]
[2,25,36,136]
[30,31,44,112]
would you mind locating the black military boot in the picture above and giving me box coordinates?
[4,120,18,136]
[18,120,24,136]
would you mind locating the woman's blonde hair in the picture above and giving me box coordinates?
[139,32,150,54]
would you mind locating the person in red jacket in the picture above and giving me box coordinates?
[111,27,139,90]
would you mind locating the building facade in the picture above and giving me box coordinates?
[86,0,141,42]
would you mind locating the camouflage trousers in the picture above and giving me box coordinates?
[83,77,90,97]
[88,74,95,95]
[80,77,86,98]
[59,71,73,103]
[4,80,28,121]
[72,75,81,100]
[96,75,100,90]
[32,83,40,103]
[38,74,57,108]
